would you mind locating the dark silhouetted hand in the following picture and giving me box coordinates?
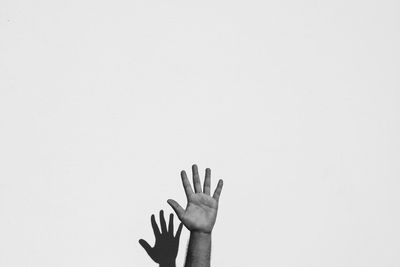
[139,210,183,267]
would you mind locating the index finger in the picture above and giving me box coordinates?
[181,170,194,198]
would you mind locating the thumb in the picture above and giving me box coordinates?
[167,199,185,221]
[138,239,152,255]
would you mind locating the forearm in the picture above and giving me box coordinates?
[184,232,212,267]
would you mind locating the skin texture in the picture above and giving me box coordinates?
[139,210,183,267]
[167,164,223,267]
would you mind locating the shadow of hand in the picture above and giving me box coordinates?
[139,210,183,267]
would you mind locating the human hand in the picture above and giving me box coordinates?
[139,210,183,266]
[167,164,223,234]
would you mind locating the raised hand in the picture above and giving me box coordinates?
[139,210,183,267]
[167,164,223,234]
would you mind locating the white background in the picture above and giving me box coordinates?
[1,0,399,266]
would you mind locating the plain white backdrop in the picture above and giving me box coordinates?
[1,0,399,266]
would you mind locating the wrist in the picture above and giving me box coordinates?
[159,261,176,267]
[191,230,212,238]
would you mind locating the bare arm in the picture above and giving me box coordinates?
[167,164,223,267]
[184,231,211,267]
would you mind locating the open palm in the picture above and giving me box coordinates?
[167,164,223,233]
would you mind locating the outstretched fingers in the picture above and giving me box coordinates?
[203,168,211,195]
[151,214,161,238]
[181,170,194,198]
[192,164,202,193]
[212,179,224,201]
[175,222,183,239]
[159,210,167,233]
[168,213,174,234]
[167,199,185,221]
